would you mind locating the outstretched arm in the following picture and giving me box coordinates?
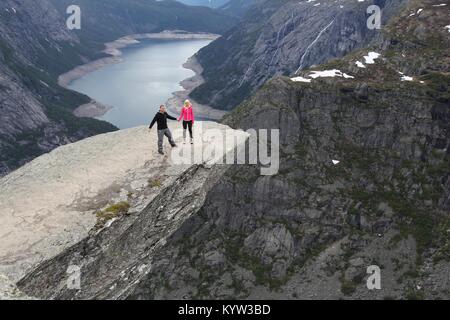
[166,113,177,121]
[149,115,157,129]
[178,109,184,122]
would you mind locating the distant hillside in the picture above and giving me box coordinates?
[219,0,259,17]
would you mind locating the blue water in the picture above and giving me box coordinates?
[68,39,211,129]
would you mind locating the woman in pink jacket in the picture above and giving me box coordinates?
[178,99,195,144]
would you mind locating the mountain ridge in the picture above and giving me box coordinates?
[190,0,408,110]
[0,121,247,285]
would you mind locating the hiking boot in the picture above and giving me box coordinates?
[190,138,194,145]
[158,150,164,155]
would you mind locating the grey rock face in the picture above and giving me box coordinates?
[0,274,34,300]
[0,0,76,134]
[0,0,76,63]
[191,0,407,110]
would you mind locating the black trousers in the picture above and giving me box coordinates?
[183,120,193,139]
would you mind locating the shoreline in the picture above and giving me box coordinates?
[165,56,228,121]
[58,30,224,120]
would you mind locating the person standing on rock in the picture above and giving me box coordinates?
[178,99,195,145]
[149,105,177,155]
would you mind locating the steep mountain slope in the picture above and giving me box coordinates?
[190,0,407,110]
[17,0,450,300]
[0,0,237,176]
[137,0,448,299]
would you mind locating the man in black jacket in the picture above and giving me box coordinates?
[149,105,177,155]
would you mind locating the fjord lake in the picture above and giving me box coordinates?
[68,39,212,129]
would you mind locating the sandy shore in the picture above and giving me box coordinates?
[165,56,228,121]
[57,30,224,119]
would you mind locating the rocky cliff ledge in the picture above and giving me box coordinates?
[0,122,247,299]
